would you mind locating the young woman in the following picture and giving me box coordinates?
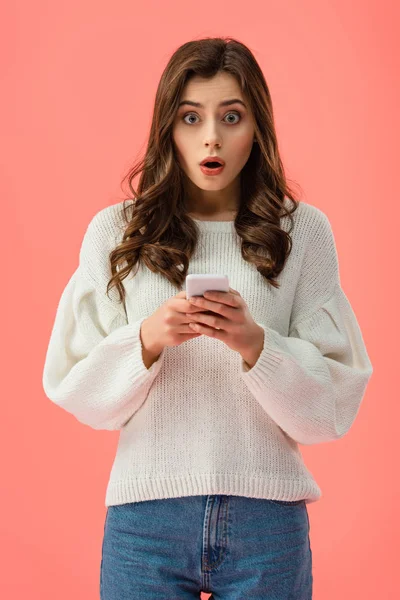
[42,37,373,599]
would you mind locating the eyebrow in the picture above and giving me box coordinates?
[178,98,247,109]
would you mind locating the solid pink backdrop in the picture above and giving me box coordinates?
[2,1,397,598]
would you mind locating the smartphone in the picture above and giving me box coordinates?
[185,274,230,299]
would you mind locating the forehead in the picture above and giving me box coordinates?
[180,72,244,103]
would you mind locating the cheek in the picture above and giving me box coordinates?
[231,136,255,168]
[172,128,190,166]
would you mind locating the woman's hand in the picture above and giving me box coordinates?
[185,287,265,368]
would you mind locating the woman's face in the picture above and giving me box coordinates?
[172,72,256,194]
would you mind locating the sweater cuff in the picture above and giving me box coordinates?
[136,317,166,374]
[240,324,286,384]
[107,317,166,379]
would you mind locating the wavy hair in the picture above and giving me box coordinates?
[107,36,301,307]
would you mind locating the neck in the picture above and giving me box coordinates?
[183,174,240,217]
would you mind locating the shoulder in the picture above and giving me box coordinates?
[80,200,132,260]
[282,198,339,278]
[285,198,332,232]
[282,198,335,250]
[298,202,335,249]
[85,200,131,243]
[78,201,132,306]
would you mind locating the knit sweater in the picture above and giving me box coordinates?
[42,199,373,506]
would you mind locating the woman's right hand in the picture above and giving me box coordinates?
[140,290,204,357]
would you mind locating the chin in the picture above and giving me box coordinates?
[197,181,227,190]
[191,173,231,190]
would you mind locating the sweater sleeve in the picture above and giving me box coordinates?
[42,211,166,431]
[240,211,374,446]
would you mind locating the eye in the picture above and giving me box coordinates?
[182,111,241,125]
[224,112,241,124]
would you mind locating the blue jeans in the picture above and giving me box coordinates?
[100,494,313,599]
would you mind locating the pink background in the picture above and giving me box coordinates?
[2,1,397,598]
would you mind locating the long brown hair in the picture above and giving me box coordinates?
[107,36,301,307]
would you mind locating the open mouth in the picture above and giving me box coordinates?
[202,162,224,169]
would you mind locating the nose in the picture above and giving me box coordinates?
[203,122,222,149]
[204,137,221,150]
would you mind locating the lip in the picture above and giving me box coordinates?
[200,164,225,176]
[200,156,225,166]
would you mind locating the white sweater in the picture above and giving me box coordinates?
[42,199,373,506]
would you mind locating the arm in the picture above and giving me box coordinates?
[240,209,374,446]
[42,210,165,430]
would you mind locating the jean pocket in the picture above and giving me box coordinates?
[269,499,305,506]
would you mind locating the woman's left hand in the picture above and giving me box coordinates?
[185,287,265,366]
